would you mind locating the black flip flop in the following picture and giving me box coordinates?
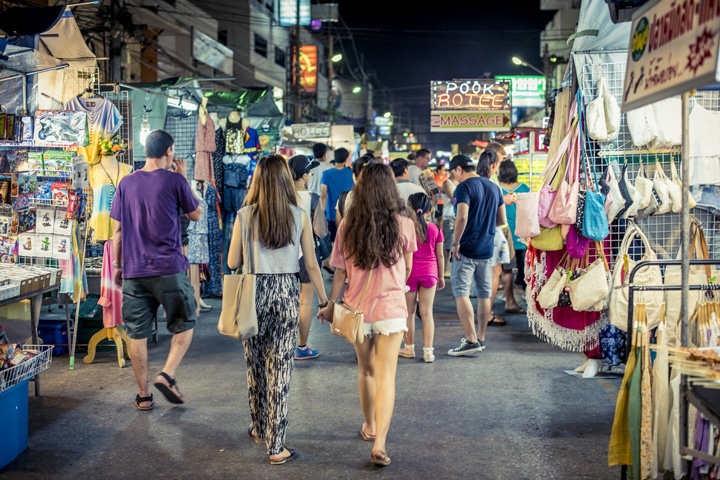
[153,372,185,404]
[269,448,296,465]
[134,393,154,411]
[487,315,507,326]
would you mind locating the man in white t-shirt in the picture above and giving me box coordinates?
[391,158,425,201]
[408,148,431,186]
[307,143,332,196]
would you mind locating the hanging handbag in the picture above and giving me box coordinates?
[620,163,641,218]
[569,242,610,312]
[331,270,373,345]
[670,156,696,209]
[534,100,579,229]
[634,161,654,210]
[663,158,682,213]
[567,226,590,259]
[537,253,569,310]
[603,164,625,223]
[577,101,610,242]
[530,225,564,251]
[652,160,671,214]
[602,76,621,141]
[218,216,258,340]
[587,78,608,142]
[548,121,581,226]
[609,224,664,331]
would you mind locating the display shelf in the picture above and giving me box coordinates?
[0,345,53,393]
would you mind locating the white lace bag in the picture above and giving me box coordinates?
[627,105,658,147]
[602,77,621,141]
[634,161,654,210]
[670,157,696,209]
[653,161,672,214]
[606,166,625,223]
[586,79,608,142]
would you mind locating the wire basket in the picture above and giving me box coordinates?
[0,345,53,393]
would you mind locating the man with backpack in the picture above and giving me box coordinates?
[288,155,327,360]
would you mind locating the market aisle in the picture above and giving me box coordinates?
[3,279,621,479]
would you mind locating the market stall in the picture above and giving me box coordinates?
[516,0,720,477]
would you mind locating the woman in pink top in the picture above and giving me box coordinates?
[399,192,444,363]
[317,163,416,467]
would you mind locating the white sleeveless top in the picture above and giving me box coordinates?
[441,179,456,219]
[237,205,304,274]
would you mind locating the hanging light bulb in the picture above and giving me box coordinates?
[139,106,152,146]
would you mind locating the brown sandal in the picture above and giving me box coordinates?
[371,450,391,466]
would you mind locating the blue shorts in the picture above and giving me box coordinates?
[450,254,493,299]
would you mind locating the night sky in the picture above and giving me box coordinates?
[338,0,556,149]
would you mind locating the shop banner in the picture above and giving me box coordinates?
[622,0,720,111]
[430,111,511,132]
[293,45,318,95]
[280,0,311,26]
[291,122,330,139]
[431,79,510,111]
[495,75,546,108]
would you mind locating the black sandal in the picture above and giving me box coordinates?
[134,393,154,411]
[153,372,185,404]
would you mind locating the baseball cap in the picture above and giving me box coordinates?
[331,147,350,164]
[448,154,473,171]
[288,155,319,180]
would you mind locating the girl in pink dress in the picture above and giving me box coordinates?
[399,192,445,363]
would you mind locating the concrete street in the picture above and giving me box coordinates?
[2,276,622,479]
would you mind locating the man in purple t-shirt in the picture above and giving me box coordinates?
[110,129,202,410]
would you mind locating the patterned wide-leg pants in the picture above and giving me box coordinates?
[242,274,300,455]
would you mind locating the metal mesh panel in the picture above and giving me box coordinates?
[580,63,720,267]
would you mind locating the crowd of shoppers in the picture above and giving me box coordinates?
[116,133,527,467]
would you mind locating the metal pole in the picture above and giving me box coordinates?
[680,90,691,469]
[293,0,302,122]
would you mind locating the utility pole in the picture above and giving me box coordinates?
[110,0,123,82]
[328,28,334,126]
[293,1,302,123]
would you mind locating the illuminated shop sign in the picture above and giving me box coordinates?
[495,75,546,108]
[430,111,511,132]
[293,45,317,94]
[280,0,311,26]
[430,80,510,111]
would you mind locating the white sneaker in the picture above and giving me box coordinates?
[423,347,435,363]
[399,345,415,358]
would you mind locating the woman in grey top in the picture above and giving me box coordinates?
[228,155,328,465]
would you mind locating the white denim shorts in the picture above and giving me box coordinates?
[363,317,407,337]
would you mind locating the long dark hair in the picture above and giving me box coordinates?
[407,192,432,244]
[477,150,499,178]
[343,163,406,270]
[243,155,298,249]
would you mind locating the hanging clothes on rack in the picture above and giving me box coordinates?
[98,239,123,328]
[212,127,225,196]
[222,153,249,213]
[204,184,222,297]
[225,118,245,154]
[187,184,209,265]
[88,159,131,242]
[63,96,122,165]
[194,112,216,185]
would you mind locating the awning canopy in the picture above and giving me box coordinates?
[204,89,282,117]
[0,2,65,36]
[0,45,68,83]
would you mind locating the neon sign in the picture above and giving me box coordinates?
[430,80,510,111]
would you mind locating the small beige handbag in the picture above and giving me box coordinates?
[537,254,568,310]
[331,270,373,345]
[569,243,610,312]
[218,219,258,340]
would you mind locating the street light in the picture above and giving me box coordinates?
[352,86,362,94]
[383,112,391,118]
[511,56,544,76]
[331,53,343,63]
